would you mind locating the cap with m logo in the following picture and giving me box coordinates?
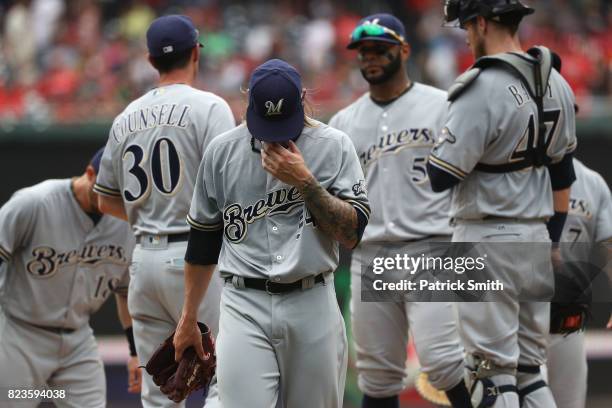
[246,59,305,143]
[265,99,284,116]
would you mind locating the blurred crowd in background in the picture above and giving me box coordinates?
[1,0,611,124]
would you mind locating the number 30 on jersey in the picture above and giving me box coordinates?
[122,138,183,202]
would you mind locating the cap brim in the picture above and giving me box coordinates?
[246,104,305,143]
[347,37,401,49]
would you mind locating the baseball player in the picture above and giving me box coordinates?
[428,1,577,407]
[0,149,138,408]
[546,158,612,408]
[328,13,470,408]
[94,15,235,408]
[172,58,370,408]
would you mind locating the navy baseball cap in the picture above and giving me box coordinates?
[347,13,406,49]
[146,15,202,58]
[246,59,305,143]
[90,147,104,174]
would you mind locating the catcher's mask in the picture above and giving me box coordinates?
[444,0,534,28]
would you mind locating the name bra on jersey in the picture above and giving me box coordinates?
[26,244,128,278]
[569,197,592,219]
[507,81,553,108]
[360,128,434,168]
[223,187,303,243]
[111,104,191,141]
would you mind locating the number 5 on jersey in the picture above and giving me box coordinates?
[122,138,183,202]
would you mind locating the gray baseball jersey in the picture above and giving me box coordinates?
[562,159,612,244]
[433,54,578,408]
[331,84,465,396]
[188,121,370,282]
[189,120,368,408]
[329,83,452,242]
[94,84,235,235]
[0,179,134,329]
[94,83,233,408]
[547,159,612,408]
[429,67,577,220]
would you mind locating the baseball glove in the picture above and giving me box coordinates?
[550,258,592,335]
[145,322,216,403]
[550,302,590,334]
[415,372,451,407]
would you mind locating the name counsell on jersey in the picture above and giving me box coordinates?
[111,103,192,141]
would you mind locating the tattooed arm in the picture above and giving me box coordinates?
[261,141,359,248]
[298,175,358,248]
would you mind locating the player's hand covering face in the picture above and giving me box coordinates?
[261,141,314,187]
[357,41,403,84]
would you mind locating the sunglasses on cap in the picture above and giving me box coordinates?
[350,22,405,44]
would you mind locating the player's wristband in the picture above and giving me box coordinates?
[124,327,137,356]
[547,211,567,243]
[353,209,368,249]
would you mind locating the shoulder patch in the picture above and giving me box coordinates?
[352,179,367,196]
[448,68,481,102]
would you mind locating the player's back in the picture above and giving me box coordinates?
[431,65,577,220]
[96,84,234,235]
[330,83,452,241]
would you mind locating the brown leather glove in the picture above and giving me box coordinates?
[145,322,216,403]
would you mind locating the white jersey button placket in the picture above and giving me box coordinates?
[380,113,389,172]
[271,254,283,284]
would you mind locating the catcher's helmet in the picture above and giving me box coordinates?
[444,0,534,27]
